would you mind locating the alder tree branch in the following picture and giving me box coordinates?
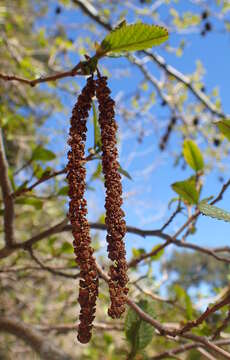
[0,63,82,87]
[72,0,229,118]
[0,317,74,360]
[151,339,230,359]
[0,129,15,247]
[29,248,79,279]
[144,51,227,118]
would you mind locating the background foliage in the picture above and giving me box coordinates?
[1,1,230,359]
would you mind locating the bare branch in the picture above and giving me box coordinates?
[0,317,74,360]
[0,129,15,247]
[145,51,228,118]
[0,63,82,87]
[212,309,230,340]
[38,322,123,334]
[29,248,79,279]
[151,339,230,359]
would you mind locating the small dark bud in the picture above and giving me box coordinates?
[161,100,167,107]
[205,22,212,32]
[55,6,62,14]
[201,11,209,20]
[171,116,177,125]
[213,138,221,147]
[201,30,206,37]
[193,117,199,126]
[201,86,206,92]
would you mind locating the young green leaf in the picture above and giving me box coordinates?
[125,299,155,355]
[118,165,132,180]
[98,23,168,56]
[198,202,230,222]
[171,179,199,204]
[216,119,230,141]
[183,139,204,172]
[32,146,56,162]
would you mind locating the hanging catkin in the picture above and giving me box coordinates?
[67,76,99,343]
[96,75,129,319]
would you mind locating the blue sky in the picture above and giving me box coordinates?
[39,1,230,265]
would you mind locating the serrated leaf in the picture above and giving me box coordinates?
[125,299,154,354]
[92,101,101,150]
[171,179,199,204]
[118,165,132,180]
[99,23,168,56]
[32,146,56,162]
[198,202,230,222]
[183,139,204,172]
[217,119,230,141]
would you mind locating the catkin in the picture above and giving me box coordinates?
[67,76,99,343]
[96,75,129,318]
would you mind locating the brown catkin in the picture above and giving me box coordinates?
[66,76,99,343]
[96,75,129,319]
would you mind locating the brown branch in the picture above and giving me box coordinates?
[29,248,79,279]
[145,51,228,118]
[72,0,112,31]
[0,129,15,247]
[128,240,170,268]
[13,168,66,197]
[72,0,228,119]
[38,322,123,334]
[151,339,230,359]
[0,317,74,360]
[178,295,230,335]
[212,309,230,340]
[0,63,82,87]
[172,177,230,240]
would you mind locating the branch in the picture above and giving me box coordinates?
[0,129,15,247]
[29,248,79,279]
[72,0,228,119]
[0,317,74,360]
[0,63,82,87]
[151,339,230,359]
[145,51,228,118]
[38,322,123,334]
[72,0,112,31]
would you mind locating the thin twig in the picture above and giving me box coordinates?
[0,129,15,247]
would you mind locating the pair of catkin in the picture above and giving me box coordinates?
[67,75,128,344]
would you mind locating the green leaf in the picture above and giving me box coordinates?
[32,146,56,162]
[58,186,69,196]
[92,101,101,150]
[183,139,204,172]
[15,197,43,210]
[125,299,155,354]
[217,119,230,141]
[171,179,199,204]
[198,202,230,222]
[150,245,164,261]
[60,241,73,254]
[118,165,132,180]
[99,23,168,56]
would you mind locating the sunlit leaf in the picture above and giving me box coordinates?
[183,139,204,172]
[32,146,56,162]
[98,22,168,56]
[171,179,199,204]
[198,202,230,222]
[217,119,230,141]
